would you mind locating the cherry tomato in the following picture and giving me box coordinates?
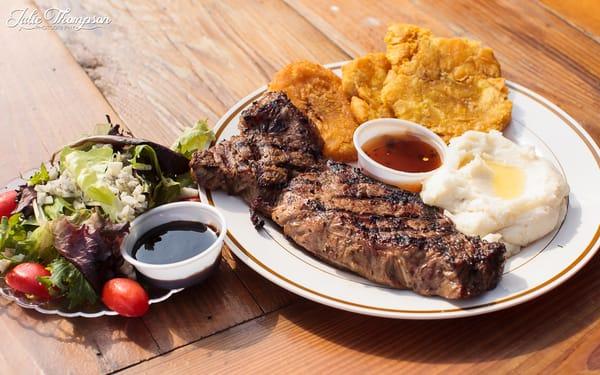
[102,278,149,317]
[5,263,51,299]
[0,190,18,218]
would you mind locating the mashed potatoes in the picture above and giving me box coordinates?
[421,131,569,257]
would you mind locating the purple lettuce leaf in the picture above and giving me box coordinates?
[52,213,129,292]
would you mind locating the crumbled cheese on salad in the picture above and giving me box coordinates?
[35,157,148,222]
[35,168,81,205]
[103,162,148,222]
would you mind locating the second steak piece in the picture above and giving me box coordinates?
[272,161,506,299]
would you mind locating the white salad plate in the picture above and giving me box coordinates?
[0,173,183,318]
[199,61,600,319]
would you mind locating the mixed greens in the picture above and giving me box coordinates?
[0,120,213,311]
[172,120,214,159]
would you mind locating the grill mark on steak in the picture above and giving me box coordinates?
[190,91,505,299]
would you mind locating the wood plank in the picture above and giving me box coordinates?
[222,247,298,313]
[35,0,350,142]
[140,257,262,351]
[284,0,600,144]
[539,0,600,41]
[0,0,121,184]
[0,298,160,375]
[122,256,600,374]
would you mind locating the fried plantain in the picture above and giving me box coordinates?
[269,61,358,161]
[342,53,393,124]
[342,24,512,141]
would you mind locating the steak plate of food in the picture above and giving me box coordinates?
[195,62,600,319]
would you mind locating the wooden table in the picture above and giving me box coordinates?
[1,0,599,373]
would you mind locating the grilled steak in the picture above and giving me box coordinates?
[272,161,505,298]
[190,92,323,226]
[191,91,505,299]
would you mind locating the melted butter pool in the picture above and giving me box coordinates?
[486,160,525,200]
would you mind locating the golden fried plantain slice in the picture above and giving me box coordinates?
[341,53,393,124]
[343,24,512,142]
[269,61,358,161]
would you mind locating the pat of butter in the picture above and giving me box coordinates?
[486,160,525,200]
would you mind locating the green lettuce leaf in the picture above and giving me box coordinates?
[60,146,122,221]
[0,214,56,267]
[130,144,162,174]
[16,221,56,263]
[0,214,28,251]
[43,197,74,220]
[171,120,215,159]
[152,177,181,206]
[39,257,97,309]
[27,164,50,186]
[130,145,183,207]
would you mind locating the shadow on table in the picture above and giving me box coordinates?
[180,252,599,363]
[0,298,158,354]
[278,252,600,364]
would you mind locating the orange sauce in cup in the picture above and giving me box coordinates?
[362,134,442,173]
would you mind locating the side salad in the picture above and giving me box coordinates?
[0,119,214,316]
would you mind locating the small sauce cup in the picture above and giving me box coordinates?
[353,118,447,192]
[121,202,226,289]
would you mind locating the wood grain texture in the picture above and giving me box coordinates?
[123,256,600,374]
[35,0,350,142]
[284,0,600,144]
[0,0,122,184]
[0,298,160,374]
[222,247,298,313]
[140,258,263,351]
[540,0,600,41]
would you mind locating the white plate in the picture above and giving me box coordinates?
[0,173,183,318]
[199,61,600,319]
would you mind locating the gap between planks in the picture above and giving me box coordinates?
[108,299,301,375]
[285,0,600,55]
[536,0,600,43]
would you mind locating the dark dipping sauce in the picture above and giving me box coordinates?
[363,133,442,173]
[132,221,218,265]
